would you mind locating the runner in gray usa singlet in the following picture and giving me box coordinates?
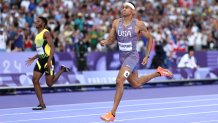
[116,18,139,72]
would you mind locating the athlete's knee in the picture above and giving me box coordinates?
[45,76,55,87]
[46,82,52,87]
[46,80,54,88]
[32,76,40,85]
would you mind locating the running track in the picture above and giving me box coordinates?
[0,85,218,123]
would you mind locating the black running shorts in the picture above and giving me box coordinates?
[34,57,55,76]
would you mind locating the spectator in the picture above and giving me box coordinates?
[25,12,34,27]
[51,31,61,52]
[150,44,167,69]
[177,47,198,79]
[74,13,84,31]
[24,36,33,51]
[63,0,74,10]
[74,39,89,71]
[0,0,217,58]
[194,29,204,51]
[89,26,99,51]
[163,39,175,69]
[0,28,7,51]
[21,0,30,12]
[18,14,26,28]
[36,2,44,16]
[7,26,17,47]
[62,25,73,51]
[28,0,36,12]
[72,29,83,44]
[13,28,24,52]
[207,33,216,50]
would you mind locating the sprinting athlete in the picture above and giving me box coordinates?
[100,2,173,122]
[26,16,70,110]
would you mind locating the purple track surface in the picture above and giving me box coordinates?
[0,85,218,123]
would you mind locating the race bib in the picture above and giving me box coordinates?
[118,42,132,51]
[36,47,44,55]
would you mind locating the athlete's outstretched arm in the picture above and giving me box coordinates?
[138,21,153,65]
[44,31,55,69]
[100,19,118,46]
[26,54,39,66]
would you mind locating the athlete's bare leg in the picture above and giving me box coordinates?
[45,68,65,87]
[32,71,44,106]
[127,70,160,88]
[111,66,130,116]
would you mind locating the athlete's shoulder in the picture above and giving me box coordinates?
[44,28,49,32]
[43,29,51,38]
[113,18,121,24]
[112,18,121,28]
[136,20,145,27]
[114,18,121,21]
[136,20,148,31]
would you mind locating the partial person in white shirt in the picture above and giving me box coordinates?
[178,48,198,69]
[177,48,199,79]
[0,28,7,51]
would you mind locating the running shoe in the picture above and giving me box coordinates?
[100,112,115,122]
[61,65,70,72]
[156,66,173,78]
[32,104,46,110]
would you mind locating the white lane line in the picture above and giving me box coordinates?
[192,120,218,123]
[3,113,102,123]
[5,110,217,123]
[90,111,218,123]
[2,104,218,123]
[1,94,218,111]
[1,98,218,117]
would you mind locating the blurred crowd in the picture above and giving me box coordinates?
[0,0,218,68]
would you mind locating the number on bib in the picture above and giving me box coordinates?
[118,42,132,51]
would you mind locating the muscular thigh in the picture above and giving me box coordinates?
[45,75,53,83]
[34,57,55,76]
[32,71,43,82]
[44,57,55,76]
[120,53,139,72]
[116,66,131,83]
[34,58,46,74]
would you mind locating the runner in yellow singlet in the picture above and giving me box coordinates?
[26,16,70,110]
